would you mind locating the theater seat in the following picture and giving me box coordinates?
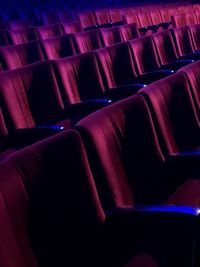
[100,26,124,46]
[62,21,82,34]
[0,41,45,70]
[120,23,139,41]
[36,23,64,40]
[9,28,39,45]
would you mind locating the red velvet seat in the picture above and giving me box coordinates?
[78,11,97,31]
[73,29,102,53]
[139,72,200,169]
[171,14,187,28]
[186,12,198,26]
[189,24,200,51]
[108,9,123,25]
[53,52,105,102]
[95,42,143,99]
[36,23,64,40]
[76,93,200,266]
[0,41,45,70]
[42,34,76,60]
[62,21,82,34]
[120,23,139,41]
[152,30,193,71]
[9,28,39,45]
[122,13,140,27]
[94,9,111,27]
[100,26,123,46]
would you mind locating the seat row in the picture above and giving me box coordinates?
[2,60,200,267]
[2,23,200,70]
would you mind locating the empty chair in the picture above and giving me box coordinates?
[153,30,193,71]
[36,23,64,40]
[73,29,102,53]
[172,26,200,60]
[128,36,173,84]
[190,24,200,51]
[78,11,97,31]
[62,21,82,34]
[186,12,198,26]
[122,13,140,27]
[9,28,39,45]
[41,11,60,25]
[171,14,187,28]
[139,72,200,172]
[8,20,31,30]
[120,23,139,41]
[0,61,70,132]
[95,42,144,100]
[0,30,11,46]
[137,12,157,34]
[150,9,170,30]
[0,41,45,70]
[94,9,111,27]
[108,9,123,26]
[100,26,123,46]
[76,93,200,266]
[53,52,105,103]
[42,34,76,60]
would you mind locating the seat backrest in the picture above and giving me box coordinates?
[0,40,45,70]
[150,9,163,25]
[78,11,97,29]
[0,61,63,130]
[42,34,76,59]
[122,13,141,27]
[120,23,139,41]
[94,9,111,25]
[62,21,82,34]
[160,8,171,22]
[73,29,102,53]
[8,20,31,30]
[178,61,200,124]
[109,9,122,23]
[171,14,187,28]
[95,42,137,89]
[0,30,11,46]
[137,12,153,27]
[186,12,198,26]
[2,129,105,267]
[53,52,105,103]
[172,26,195,57]
[37,23,64,40]
[76,94,166,206]
[128,35,161,74]
[9,28,39,45]
[0,162,38,267]
[100,26,123,46]
[152,30,179,65]
[139,72,200,155]
[189,24,200,51]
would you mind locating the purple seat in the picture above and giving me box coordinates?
[36,23,64,40]
[62,21,82,34]
[9,28,39,45]
[100,26,124,46]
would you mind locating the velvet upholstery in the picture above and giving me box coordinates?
[120,23,139,41]
[53,52,105,103]
[100,26,124,46]
[42,34,75,60]
[73,29,102,53]
[95,42,137,89]
[62,21,82,34]
[94,9,111,26]
[109,9,123,24]
[9,28,39,45]
[78,11,97,30]
[171,14,187,28]
[189,24,200,51]
[36,23,64,40]
[0,41,45,70]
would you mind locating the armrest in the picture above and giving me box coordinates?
[7,125,64,147]
[106,205,200,240]
[83,25,98,31]
[62,99,112,123]
[105,83,146,101]
[147,24,158,31]
[137,70,174,84]
[160,60,194,71]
